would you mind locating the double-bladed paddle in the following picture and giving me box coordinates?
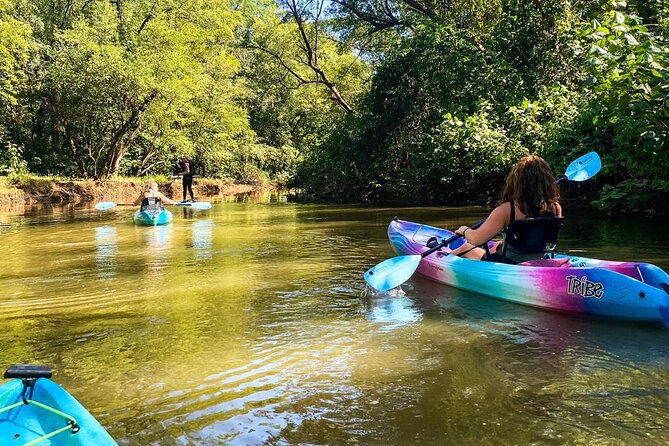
[95,200,212,210]
[364,151,602,292]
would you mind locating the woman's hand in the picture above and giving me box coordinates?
[455,226,469,237]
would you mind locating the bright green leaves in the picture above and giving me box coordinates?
[0,0,33,105]
[575,5,669,212]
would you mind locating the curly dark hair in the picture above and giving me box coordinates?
[500,155,560,217]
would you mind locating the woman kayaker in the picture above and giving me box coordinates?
[450,155,562,261]
[134,180,177,207]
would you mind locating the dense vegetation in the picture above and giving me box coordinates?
[1,0,668,212]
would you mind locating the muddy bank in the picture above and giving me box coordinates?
[0,177,269,209]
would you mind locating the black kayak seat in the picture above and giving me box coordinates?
[4,364,53,380]
[141,197,163,212]
[486,216,564,264]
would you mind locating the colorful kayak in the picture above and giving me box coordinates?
[388,219,669,323]
[133,208,173,226]
[0,365,116,445]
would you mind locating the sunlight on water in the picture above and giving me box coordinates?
[0,195,668,445]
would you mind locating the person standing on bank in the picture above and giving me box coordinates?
[180,156,195,202]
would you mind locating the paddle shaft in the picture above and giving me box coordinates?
[421,218,486,257]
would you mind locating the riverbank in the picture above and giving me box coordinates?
[0,176,269,208]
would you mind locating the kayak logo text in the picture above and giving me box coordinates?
[566,275,604,299]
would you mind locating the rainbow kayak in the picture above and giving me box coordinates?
[388,219,669,323]
[133,208,173,226]
[0,365,116,445]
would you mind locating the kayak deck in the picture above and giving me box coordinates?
[133,208,173,226]
[0,367,116,445]
[388,219,669,322]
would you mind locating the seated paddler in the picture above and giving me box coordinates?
[449,155,563,264]
[134,179,177,210]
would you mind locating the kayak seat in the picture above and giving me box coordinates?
[4,364,52,380]
[519,258,570,268]
[141,197,163,212]
[484,217,564,264]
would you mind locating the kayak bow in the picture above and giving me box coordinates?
[0,365,116,445]
[133,208,173,226]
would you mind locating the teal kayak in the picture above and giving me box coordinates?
[0,365,116,445]
[133,208,173,226]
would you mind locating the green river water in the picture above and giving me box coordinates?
[1,192,668,445]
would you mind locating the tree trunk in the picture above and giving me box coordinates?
[106,91,157,177]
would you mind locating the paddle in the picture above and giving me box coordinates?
[364,151,602,292]
[95,200,212,210]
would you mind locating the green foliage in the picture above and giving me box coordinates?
[0,141,28,177]
[0,0,32,105]
[408,111,528,203]
[2,0,304,183]
[295,21,532,202]
[575,5,669,212]
[1,0,669,213]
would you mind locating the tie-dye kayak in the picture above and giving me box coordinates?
[388,219,669,323]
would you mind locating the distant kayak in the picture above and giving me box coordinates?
[0,365,116,445]
[387,219,669,323]
[133,208,173,226]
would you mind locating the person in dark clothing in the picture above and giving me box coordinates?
[180,156,195,202]
[450,155,563,261]
[134,180,177,207]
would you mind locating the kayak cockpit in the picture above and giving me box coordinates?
[0,365,83,445]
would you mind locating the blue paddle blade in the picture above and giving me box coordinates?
[364,255,422,292]
[564,151,601,182]
[95,202,117,210]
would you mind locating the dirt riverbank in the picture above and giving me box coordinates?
[0,176,269,210]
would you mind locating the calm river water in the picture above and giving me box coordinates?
[1,192,668,445]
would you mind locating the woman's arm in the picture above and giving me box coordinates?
[455,203,510,246]
[133,191,144,206]
[158,192,177,205]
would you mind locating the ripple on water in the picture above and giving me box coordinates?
[2,200,669,445]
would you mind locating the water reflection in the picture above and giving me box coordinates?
[95,225,117,278]
[139,225,172,272]
[411,275,669,362]
[191,219,213,262]
[366,293,422,330]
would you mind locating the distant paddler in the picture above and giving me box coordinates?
[179,155,196,202]
[134,179,177,208]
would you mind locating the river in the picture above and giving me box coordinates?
[1,192,668,445]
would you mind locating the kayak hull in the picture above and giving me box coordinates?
[388,219,669,322]
[133,208,173,226]
[0,378,116,445]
